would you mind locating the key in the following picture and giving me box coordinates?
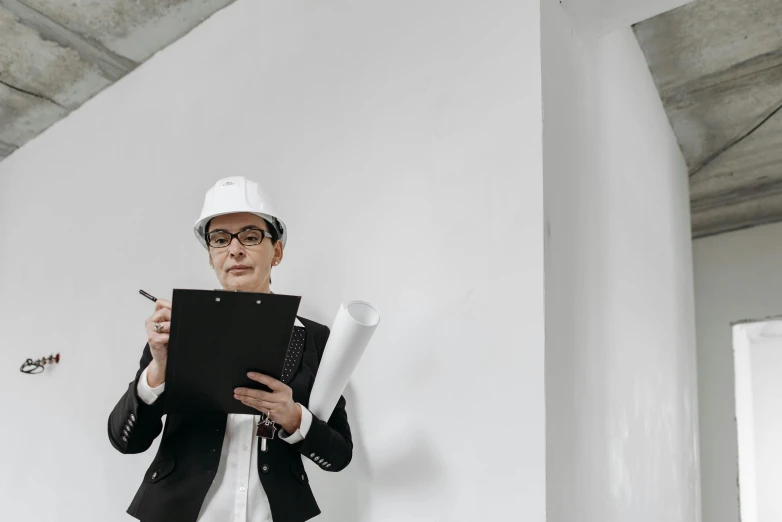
[256,415,277,452]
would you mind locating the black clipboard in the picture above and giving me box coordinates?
[163,289,301,414]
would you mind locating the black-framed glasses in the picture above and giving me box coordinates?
[206,227,273,248]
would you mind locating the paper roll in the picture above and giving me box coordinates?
[308,301,380,420]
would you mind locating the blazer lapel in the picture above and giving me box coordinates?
[280,316,307,385]
[285,319,317,406]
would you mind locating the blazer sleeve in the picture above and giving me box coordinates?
[292,324,354,472]
[107,344,165,454]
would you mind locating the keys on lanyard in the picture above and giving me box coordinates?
[256,412,277,453]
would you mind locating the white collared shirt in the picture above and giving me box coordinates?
[137,319,312,522]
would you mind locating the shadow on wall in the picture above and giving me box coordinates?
[309,383,445,521]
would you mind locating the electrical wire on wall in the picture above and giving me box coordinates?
[20,353,60,374]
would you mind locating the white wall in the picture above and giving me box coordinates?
[542,1,701,521]
[695,224,782,522]
[733,321,782,522]
[747,332,782,522]
[0,1,545,521]
[732,324,758,522]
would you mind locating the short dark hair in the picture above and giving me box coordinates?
[264,219,280,244]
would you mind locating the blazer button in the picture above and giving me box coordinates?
[122,435,128,442]
[261,465,269,474]
[151,471,158,479]
[301,474,306,481]
[130,414,136,421]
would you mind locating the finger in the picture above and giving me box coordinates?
[233,388,274,402]
[146,312,168,327]
[237,397,276,412]
[149,333,169,346]
[247,372,285,392]
[150,308,172,322]
[155,298,172,311]
[147,321,171,335]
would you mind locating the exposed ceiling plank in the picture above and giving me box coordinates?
[0,140,18,158]
[693,211,782,239]
[692,191,782,239]
[691,177,782,213]
[688,96,782,177]
[0,77,66,109]
[0,0,138,81]
[660,48,782,111]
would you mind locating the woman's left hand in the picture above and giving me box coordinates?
[234,373,302,434]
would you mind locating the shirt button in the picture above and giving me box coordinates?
[239,486,246,492]
[262,465,269,474]
[243,446,249,452]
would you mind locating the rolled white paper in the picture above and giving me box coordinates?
[308,301,380,420]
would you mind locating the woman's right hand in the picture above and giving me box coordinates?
[144,298,172,387]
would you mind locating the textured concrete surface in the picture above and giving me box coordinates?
[0,0,236,161]
[636,0,782,237]
[560,0,693,39]
[22,0,236,62]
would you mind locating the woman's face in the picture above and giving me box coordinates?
[207,212,283,293]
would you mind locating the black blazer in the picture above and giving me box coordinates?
[108,317,353,522]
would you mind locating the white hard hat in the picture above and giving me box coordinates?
[194,176,287,249]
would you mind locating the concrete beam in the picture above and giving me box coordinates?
[0,0,137,81]
[0,83,70,145]
[693,195,782,238]
[660,48,782,112]
[688,95,782,177]
[691,177,782,214]
[0,140,18,158]
[0,78,65,109]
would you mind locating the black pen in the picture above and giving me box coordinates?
[139,289,158,303]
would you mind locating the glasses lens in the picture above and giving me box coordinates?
[238,229,264,246]
[207,231,231,247]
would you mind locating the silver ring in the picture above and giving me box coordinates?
[153,323,163,332]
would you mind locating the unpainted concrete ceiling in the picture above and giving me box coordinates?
[560,0,693,39]
[635,0,782,238]
[0,0,236,161]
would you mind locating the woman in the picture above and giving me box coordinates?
[108,176,353,522]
